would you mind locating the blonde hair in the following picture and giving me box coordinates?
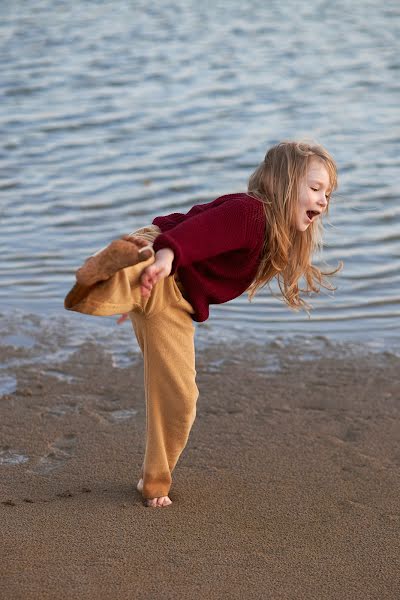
[246,140,342,311]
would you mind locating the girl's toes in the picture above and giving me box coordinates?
[157,496,172,507]
[145,498,158,507]
[122,234,141,243]
[121,235,153,259]
[144,496,172,507]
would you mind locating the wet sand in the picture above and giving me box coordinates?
[1,335,400,599]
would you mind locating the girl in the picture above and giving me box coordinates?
[65,140,340,508]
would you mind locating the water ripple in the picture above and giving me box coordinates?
[0,0,399,345]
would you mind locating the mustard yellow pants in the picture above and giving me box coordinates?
[127,225,198,499]
[64,225,198,499]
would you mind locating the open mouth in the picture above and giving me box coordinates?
[306,210,320,221]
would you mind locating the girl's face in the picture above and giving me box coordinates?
[295,158,331,232]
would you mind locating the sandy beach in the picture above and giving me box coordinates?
[1,332,400,599]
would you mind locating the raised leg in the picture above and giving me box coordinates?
[75,237,154,287]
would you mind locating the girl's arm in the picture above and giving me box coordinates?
[151,197,261,274]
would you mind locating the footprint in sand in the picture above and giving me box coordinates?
[87,404,138,424]
[42,400,80,418]
[28,434,77,475]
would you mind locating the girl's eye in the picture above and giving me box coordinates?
[311,187,330,200]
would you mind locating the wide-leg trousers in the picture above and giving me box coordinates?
[64,224,198,499]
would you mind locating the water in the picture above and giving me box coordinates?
[1,0,399,353]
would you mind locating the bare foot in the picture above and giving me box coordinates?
[136,478,172,508]
[76,237,154,287]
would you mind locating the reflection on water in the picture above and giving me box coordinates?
[0,0,399,345]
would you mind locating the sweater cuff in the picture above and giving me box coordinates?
[153,233,182,275]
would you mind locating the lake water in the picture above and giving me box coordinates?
[1,0,399,354]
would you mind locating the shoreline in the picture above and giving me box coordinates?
[1,321,400,598]
[1,305,400,359]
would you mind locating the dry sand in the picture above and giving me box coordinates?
[1,334,400,599]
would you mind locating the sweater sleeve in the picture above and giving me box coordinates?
[152,197,258,274]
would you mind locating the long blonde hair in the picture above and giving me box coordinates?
[247,140,342,311]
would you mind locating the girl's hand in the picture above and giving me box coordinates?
[140,248,174,298]
[116,247,174,324]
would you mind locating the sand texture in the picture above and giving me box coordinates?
[1,335,400,599]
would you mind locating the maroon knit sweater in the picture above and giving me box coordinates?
[152,193,266,322]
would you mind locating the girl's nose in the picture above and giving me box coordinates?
[318,194,328,209]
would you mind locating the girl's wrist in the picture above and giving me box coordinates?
[155,248,174,272]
